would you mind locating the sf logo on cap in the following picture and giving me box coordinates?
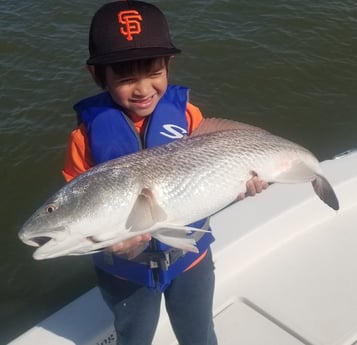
[118,10,143,41]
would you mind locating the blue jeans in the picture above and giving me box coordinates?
[96,248,217,345]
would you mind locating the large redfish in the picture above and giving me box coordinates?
[19,118,339,259]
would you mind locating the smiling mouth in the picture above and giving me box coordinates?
[132,95,154,106]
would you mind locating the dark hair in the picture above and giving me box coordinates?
[93,56,170,89]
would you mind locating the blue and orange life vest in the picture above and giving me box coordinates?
[74,85,215,291]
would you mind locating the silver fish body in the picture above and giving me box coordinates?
[19,119,339,259]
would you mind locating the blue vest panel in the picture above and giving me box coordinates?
[75,85,190,164]
[74,85,215,291]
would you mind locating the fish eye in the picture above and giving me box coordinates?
[45,204,56,214]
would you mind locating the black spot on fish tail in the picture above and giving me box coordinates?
[312,175,339,210]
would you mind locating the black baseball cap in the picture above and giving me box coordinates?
[87,1,181,65]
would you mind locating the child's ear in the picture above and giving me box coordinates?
[86,64,103,88]
[165,56,174,78]
[167,56,174,68]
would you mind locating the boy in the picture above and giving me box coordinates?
[62,1,267,344]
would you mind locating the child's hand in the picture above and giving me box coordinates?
[108,234,152,258]
[238,176,268,200]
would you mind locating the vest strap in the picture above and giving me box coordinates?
[94,231,215,291]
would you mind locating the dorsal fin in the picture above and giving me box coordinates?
[190,117,268,137]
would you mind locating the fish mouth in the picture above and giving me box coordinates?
[18,226,65,247]
[21,236,52,248]
[22,233,114,260]
[31,235,91,260]
[19,227,125,260]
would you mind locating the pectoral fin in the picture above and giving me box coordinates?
[126,188,167,232]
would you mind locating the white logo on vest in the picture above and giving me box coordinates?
[160,124,187,139]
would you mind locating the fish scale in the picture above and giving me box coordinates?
[18,118,339,259]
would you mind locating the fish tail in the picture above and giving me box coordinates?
[312,175,339,210]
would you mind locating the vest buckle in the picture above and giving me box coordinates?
[135,248,184,271]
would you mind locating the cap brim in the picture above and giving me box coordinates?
[87,47,181,65]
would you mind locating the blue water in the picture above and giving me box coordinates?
[1,0,356,342]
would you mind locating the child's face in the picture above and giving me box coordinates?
[105,59,168,118]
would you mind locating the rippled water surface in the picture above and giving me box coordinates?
[1,0,356,342]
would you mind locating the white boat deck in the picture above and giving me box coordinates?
[9,150,357,345]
